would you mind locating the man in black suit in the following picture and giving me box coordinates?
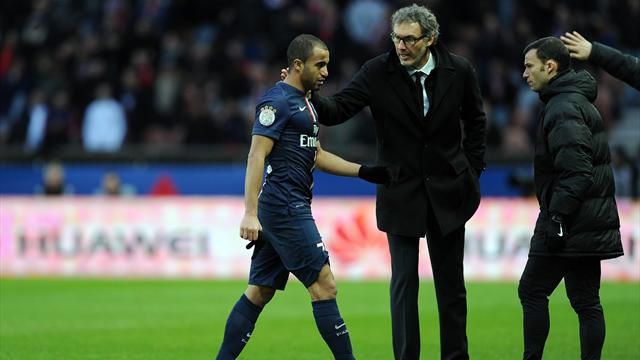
[311,4,486,360]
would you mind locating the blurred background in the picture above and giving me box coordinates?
[0,0,638,280]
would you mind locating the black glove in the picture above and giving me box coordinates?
[545,214,566,252]
[358,165,391,186]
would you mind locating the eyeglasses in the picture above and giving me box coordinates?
[390,33,427,46]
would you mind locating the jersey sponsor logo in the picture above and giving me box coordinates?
[258,105,277,126]
[313,124,319,136]
[299,134,318,147]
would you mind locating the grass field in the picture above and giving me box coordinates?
[0,279,638,359]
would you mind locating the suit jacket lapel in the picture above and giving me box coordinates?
[431,66,454,113]
[430,44,456,114]
[386,53,422,120]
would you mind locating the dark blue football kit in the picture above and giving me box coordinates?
[217,81,354,360]
[250,81,328,289]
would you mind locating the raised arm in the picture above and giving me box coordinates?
[562,31,640,90]
[589,42,640,90]
[240,135,274,241]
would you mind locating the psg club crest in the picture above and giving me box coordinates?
[258,105,276,126]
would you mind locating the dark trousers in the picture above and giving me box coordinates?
[387,224,468,360]
[518,256,605,360]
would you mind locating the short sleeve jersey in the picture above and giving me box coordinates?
[252,81,320,210]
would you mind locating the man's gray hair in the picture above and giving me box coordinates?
[391,4,440,41]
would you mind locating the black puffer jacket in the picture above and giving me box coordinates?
[530,70,623,259]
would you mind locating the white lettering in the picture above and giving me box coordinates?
[299,134,318,148]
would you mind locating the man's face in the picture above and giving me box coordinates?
[523,49,552,92]
[300,46,329,92]
[392,21,433,69]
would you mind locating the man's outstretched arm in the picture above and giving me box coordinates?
[311,64,372,126]
[561,31,640,90]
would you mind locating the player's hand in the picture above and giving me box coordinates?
[358,165,393,187]
[545,214,566,252]
[560,31,592,61]
[280,67,289,81]
[239,214,262,241]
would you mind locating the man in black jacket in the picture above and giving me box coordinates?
[520,37,623,360]
[311,4,486,360]
[561,31,640,91]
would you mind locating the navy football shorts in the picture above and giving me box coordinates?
[249,205,329,290]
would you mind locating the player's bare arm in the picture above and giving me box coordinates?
[315,140,360,177]
[316,141,391,185]
[240,135,274,241]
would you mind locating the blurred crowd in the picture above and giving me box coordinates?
[1,1,639,164]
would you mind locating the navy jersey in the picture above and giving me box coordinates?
[252,82,320,210]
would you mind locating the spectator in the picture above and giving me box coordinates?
[38,162,72,195]
[96,171,136,196]
[0,1,637,158]
[24,88,48,152]
[42,88,76,151]
[82,82,127,152]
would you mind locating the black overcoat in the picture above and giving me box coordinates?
[312,42,486,236]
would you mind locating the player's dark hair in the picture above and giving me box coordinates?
[523,37,571,72]
[287,34,327,67]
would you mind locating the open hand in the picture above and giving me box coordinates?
[560,31,592,61]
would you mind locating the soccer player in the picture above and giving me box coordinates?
[215,34,390,360]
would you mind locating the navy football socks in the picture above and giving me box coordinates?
[216,294,263,360]
[312,299,355,360]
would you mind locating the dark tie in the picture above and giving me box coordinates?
[414,71,425,116]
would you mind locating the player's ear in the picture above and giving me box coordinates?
[293,59,304,72]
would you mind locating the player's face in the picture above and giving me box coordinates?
[523,49,552,92]
[392,21,433,69]
[301,46,329,92]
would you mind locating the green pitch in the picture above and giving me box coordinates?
[0,279,638,359]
